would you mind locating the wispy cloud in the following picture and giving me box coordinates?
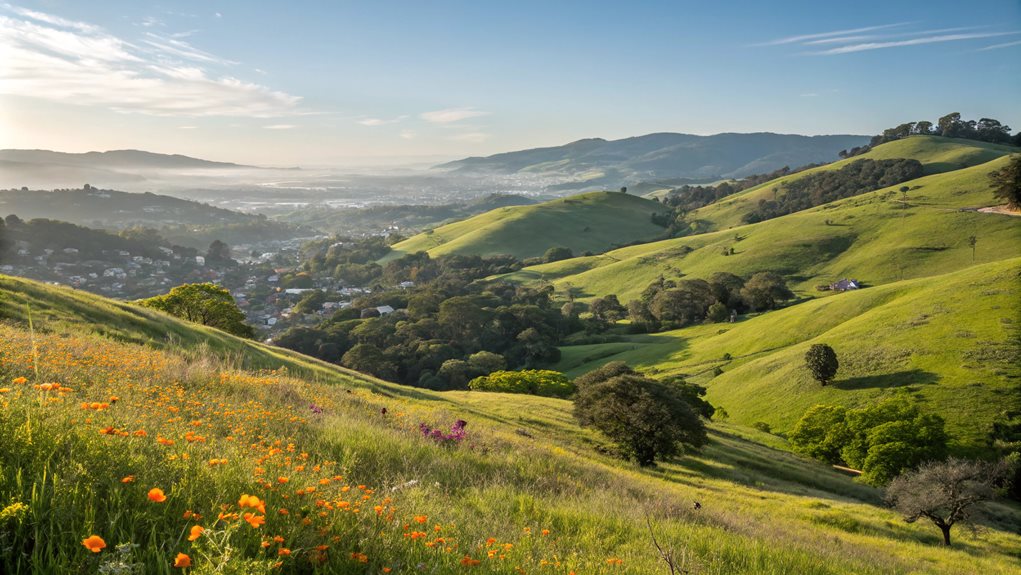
[420,107,490,124]
[399,130,416,140]
[263,124,296,130]
[759,21,1019,56]
[178,125,198,129]
[815,31,1021,55]
[758,23,910,46]
[978,39,1021,51]
[357,115,408,127]
[142,32,237,65]
[0,5,302,117]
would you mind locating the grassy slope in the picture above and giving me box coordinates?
[384,191,669,261]
[553,258,1021,450]
[1,276,1019,574]
[685,136,1018,232]
[496,153,1020,302]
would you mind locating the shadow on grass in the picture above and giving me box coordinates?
[833,369,938,390]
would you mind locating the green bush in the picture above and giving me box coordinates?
[468,369,575,398]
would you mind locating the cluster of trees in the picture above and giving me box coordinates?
[572,362,711,466]
[0,216,199,262]
[652,164,820,236]
[302,236,395,287]
[841,113,1020,158]
[991,154,1021,210]
[619,271,793,333]
[468,369,575,398]
[276,251,569,389]
[743,158,924,224]
[136,283,254,338]
[788,397,948,485]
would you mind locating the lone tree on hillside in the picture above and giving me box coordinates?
[886,458,1013,546]
[136,283,254,338]
[573,362,706,466]
[804,343,839,386]
[968,235,977,261]
[991,155,1021,210]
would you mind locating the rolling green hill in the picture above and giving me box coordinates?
[553,258,1021,451]
[496,153,1020,302]
[384,191,671,261]
[685,136,1019,232]
[1,274,1019,574]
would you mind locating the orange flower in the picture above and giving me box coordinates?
[243,512,266,528]
[188,525,204,541]
[148,487,167,503]
[82,535,106,553]
[351,552,368,563]
[174,552,192,568]
[0,388,11,393]
[238,494,266,513]
[277,477,288,484]
[278,548,291,557]
[414,515,428,524]
[121,475,135,483]
[460,556,481,566]
[12,377,27,385]
[541,529,550,536]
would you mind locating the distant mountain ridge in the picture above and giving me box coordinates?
[0,149,246,170]
[438,132,871,187]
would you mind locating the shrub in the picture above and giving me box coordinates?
[468,369,575,398]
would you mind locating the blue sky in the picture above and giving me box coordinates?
[1,0,1018,165]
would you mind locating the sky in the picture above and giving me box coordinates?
[0,0,1019,166]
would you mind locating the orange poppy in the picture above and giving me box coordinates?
[82,535,106,553]
[148,487,167,503]
[243,512,266,528]
[188,525,204,541]
[174,552,192,568]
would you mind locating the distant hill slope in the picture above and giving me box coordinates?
[0,149,244,169]
[553,258,1021,451]
[0,186,258,229]
[438,132,869,188]
[0,148,252,190]
[495,153,1020,301]
[385,191,670,260]
[687,136,1019,232]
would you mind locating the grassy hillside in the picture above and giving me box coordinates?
[685,136,1018,232]
[553,258,1021,450]
[1,275,1019,574]
[385,191,670,261]
[496,154,1020,302]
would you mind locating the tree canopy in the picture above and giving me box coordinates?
[136,283,254,338]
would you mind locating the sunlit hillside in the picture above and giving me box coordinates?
[1,277,1019,574]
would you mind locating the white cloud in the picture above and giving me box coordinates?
[759,23,909,46]
[178,125,198,129]
[357,115,408,126]
[815,31,1020,55]
[978,39,1021,51]
[0,7,302,117]
[448,132,490,143]
[263,124,296,129]
[143,32,237,65]
[420,107,490,124]
[400,130,416,140]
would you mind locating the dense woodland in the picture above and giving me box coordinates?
[742,158,924,223]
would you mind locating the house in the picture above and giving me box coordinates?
[830,278,860,292]
[398,281,415,289]
[376,305,395,315]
